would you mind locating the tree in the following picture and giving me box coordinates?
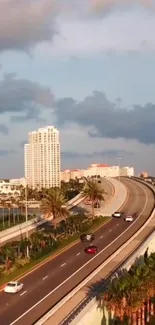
[40,188,69,231]
[82,177,105,219]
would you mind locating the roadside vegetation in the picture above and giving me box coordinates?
[95,249,155,325]
[0,179,83,230]
[0,177,107,284]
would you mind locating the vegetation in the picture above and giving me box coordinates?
[0,215,109,283]
[97,249,155,325]
[0,178,106,282]
[40,187,69,230]
[82,177,105,219]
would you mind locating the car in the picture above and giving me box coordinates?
[80,233,95,242]
[124,216,134,222]
[84,245,99,254]
[112,211,123,218]
[4,281,24,294]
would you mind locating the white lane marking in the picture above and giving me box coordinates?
[42,276,48,281]
[100,235,103,239]
[76,252,80,256]
[117,224,119,226]
[109,229,112,232]
[61,263,66,267]
[10,182,148,325]
[20,291,27,296]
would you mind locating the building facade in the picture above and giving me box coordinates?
[0,178,25,196]
[61,163,134,182]
[24,126,60,189]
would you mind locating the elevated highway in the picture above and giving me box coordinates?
[0,177,154,325]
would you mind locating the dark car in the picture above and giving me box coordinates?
[80,233,95,242]
[112,211,123,218]
[84,245,99,254]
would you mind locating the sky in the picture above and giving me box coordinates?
[0,0,155,178]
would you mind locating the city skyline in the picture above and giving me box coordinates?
[0,1,155,177]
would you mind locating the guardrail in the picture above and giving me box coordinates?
[34,178,155,325]
[0,194,84,243]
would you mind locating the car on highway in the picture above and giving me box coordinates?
[124,216,134,222]
[112,211,123,218]
[4,281,24,294]
[80,233,95,242]
[84,245,99,254]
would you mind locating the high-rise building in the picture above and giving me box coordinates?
[24,126,60,189]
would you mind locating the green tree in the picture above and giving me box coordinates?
[40,188,69,231]
[82,177,105,219]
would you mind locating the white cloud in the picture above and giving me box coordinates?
[35,10,155,57]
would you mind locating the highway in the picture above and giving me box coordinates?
[0,178,154,325]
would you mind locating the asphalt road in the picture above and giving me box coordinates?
[0,178,154,325]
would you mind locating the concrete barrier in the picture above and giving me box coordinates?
[35,178,155,325]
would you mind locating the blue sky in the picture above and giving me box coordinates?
[0,0,155,177]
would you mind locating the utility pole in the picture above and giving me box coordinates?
[25,179,30,259]
[116,157,122,182]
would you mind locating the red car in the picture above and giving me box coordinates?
[84,245,99,254]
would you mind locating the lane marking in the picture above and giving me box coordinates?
[117,224,119,226]
[100,235,103,239]
[42,276,48,281]
[109,229,112,232]
[10,181,149,325]
[61,263,66,267]
[20,291,27,296]
[76,253,80,256]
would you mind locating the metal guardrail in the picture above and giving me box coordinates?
[34,178,155,325]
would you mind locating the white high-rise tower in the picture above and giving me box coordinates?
[24,126,60,189]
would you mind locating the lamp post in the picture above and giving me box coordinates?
[116,157,122,182]
[25,178,29,259]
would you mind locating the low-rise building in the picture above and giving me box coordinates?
[0,178,25,196]
[61,164,134,182]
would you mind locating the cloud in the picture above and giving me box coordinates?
[0,73,54,121]
[62,149,134,159]
[55,91,155,145]
[0,0,58,52]
[0,149,16,157]
[90,0,154,13]
[0,124,8,135]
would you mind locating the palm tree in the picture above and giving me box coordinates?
[82,177,105,219]
[40,188,69,231]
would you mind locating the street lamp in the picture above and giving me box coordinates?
[116,157,122,182]
[25,178,29,258]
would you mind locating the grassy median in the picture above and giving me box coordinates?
[0,216,110,287]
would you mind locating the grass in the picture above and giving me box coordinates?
[0,216,110,287]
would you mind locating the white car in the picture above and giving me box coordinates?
[124,216,134,222]
[4,281,24,293]
[112,211,123,218]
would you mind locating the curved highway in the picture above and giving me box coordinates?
[0,178,154,325]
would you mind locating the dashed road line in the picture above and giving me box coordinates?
[76,252,80,256]
[42,276,48,281]
[61,263,66,267]
[20,291,27,296]
[100,235,104,239]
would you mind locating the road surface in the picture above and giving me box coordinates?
[0,178,154,325]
